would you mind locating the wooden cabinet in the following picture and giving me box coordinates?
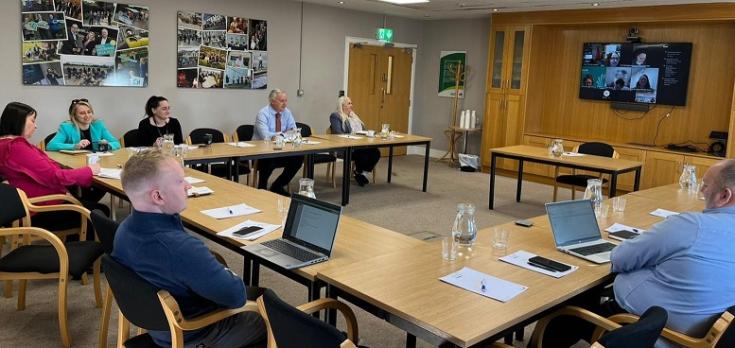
[685,155,719,182]
[614,147,646,191]
[521,135,551,176]
[481,26,529,169]
[642,151,685,189]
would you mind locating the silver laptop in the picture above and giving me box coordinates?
[545,199,618,264]
[243,194,342,269]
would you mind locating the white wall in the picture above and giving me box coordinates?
[2,0,488,153]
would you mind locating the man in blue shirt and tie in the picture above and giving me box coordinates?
[253,89,304,196]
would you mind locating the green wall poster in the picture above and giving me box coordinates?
[438,51,465,98]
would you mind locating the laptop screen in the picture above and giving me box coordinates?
[545,200,602,247]
[283,195,342,255]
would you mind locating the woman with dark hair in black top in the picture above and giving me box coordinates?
[137,96,184,146]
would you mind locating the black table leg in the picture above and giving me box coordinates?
[242,256,251,286]
[305,154,314,179]
[308,282,322,319]
[609,173,618,198]
[489,154,497,209]
[388,145,394,183]
[227,160,234,182]
[422,142,429,192]
[516,160,524,202]
[326,285,337,326]
[251,260,260,286]
[406,333,417,348]
[633,168,642,191]
[341,148,351,206]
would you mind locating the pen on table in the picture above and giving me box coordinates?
[228,208,234,215]
[480,279,487,292]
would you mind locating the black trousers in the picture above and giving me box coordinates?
[257,156,304,190]
[353,148,381,173]
[31,187,110,242]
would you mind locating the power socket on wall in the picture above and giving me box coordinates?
[297,89,305,97]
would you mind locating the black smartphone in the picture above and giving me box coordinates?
[232,225,263,237]
[608,230,639,241]
[528,256,572,272]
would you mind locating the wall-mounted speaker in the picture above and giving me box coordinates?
[610,102,651,112]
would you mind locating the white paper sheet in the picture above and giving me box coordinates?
[499,250,578,278]
[227,142,256,148]
[201,203,261,219]
[439,267,527,302]
[185,176,205,184]
[187,186,214,197]
[219,220,281,241]
[337,134,363,139]
[59,149,90,155]
[650,208,679,218]
[302,139,321,145]
[562,152,585,157]
[605,223,645,234]
[96,168,122,179]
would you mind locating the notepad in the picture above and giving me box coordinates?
[219,220,281,241]
[499,250,578,278]
[59,149,90,155]
[337,134,363,140]
[302,139,321,145]
[439,267,527,302]
[227,142,255,148]
[650,208,679,218]
[96,168,122,180]
[605,223,645,234]
[185,176,205,184]
[187,186,214,197]
[563,152,585,157]
[201,203,260,219]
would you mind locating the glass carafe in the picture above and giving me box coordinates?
[292,128,303,148]
[549,139,564,158]
[583,178,603,210]
[162,133,175,155]
[452,203,477,246]
[298,178,316,198]
[679,164,697,192]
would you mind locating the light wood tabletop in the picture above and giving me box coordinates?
[309,133,431,147]
[490,145,642,171]
[317,222,612,347]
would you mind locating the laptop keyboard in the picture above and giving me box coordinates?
[262,239,321,262]
[569,242,616,256]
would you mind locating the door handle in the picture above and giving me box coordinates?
[380,88,385,105]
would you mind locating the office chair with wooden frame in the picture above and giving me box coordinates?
[553,142,619,201]
[529,305,668,348]
[0,184,103,348]
[232,124,257,187]
[102,255,262,348]
[607,305,735,348]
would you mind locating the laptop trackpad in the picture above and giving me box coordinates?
[254,248,279,257]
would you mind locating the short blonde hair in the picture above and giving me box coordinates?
[121,149,173,193]
[68,99,95,127]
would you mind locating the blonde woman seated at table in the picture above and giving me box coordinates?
[46,98,120,152]
[329,96,380,186]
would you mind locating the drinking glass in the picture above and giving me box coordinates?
[492,228,509,257]
[441,237,458,261]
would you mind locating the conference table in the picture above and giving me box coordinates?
[488,145,643,209]
[317,184,704,347]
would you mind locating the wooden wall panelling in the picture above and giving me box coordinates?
[685,155,719,182]
[642,151,684,189]
[728,80,735,157]
[614,147,646,191]
[521,135,551,176]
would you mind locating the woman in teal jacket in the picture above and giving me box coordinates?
[47,98,121,151]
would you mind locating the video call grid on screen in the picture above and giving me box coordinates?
[578,42,692,106]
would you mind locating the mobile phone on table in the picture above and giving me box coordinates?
[608,230,640,241]
[528,256,572,272]
[232,225,263,237]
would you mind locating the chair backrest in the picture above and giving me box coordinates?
[714,305,735,348]
[597,306,667,348]
[578,142,615,158]
[296,122,312,137]
[101,255,170,331]
[37,132,57,151]
[190,128,225,145]
[261,289,346,347]
[0,183,29,227]
[91,209,118,254]
[235,125,255,141]
[122,129,142,148]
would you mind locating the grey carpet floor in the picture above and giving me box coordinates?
[0,155,576,347]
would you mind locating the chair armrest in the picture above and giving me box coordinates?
[158,290,259,331]
[27,193,82,206]
[609,310,735,348]
[297,298,359,343]
[27,203,90,218]
[530,306,622,347]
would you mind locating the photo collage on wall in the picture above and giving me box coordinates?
[177,10,267,89]
[21,0,149,87]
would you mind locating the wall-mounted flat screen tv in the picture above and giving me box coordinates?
[579,42,692,106]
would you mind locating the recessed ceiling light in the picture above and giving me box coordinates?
[492,8,499,12]
[379,0,430,4]
[592,2,599,6]
[338,1,344,3]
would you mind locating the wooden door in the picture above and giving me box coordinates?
[348,44,413,156]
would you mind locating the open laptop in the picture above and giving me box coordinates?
[243,194,342,269]
[545,199,618,264]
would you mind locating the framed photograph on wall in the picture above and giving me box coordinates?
[177,10,267,89]
[20,0,149,87]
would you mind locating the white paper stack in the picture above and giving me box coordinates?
[96,168,122,179]
[219,220,281,241]
[499,250,578,278]
[227,142,256,148]
[201,203,261,219]
[439,267,527,302]
[650,208,679,218]
[187,186,214,197]
[185,176,205,184]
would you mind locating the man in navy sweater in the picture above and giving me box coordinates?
[112,149,265,347]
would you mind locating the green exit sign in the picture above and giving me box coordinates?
[376,28,394,43]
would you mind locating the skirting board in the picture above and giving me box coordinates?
[407,146,449,158]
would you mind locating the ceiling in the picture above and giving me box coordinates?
[297,0,730,19]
